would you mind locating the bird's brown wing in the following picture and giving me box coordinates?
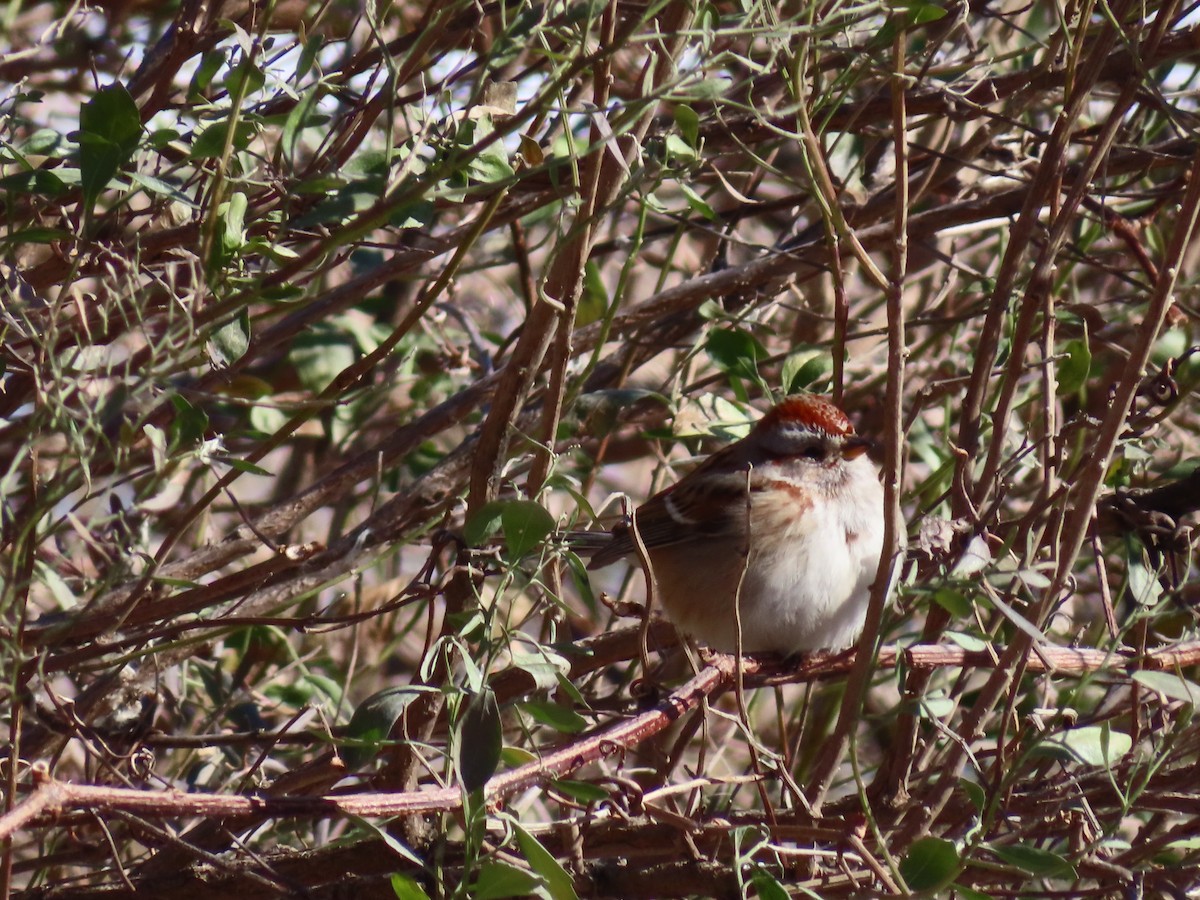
[587,465,753,569]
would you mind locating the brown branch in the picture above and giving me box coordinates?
[7,640,1200,842]
[909,98,1200,848]
[0,655,735,841]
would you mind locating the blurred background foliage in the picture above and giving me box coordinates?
[4,0,1200,896]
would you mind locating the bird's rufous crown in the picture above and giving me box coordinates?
[758,395,855,437]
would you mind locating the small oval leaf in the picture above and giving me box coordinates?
[472,860,544,900]
[512,821,579,900]
[500,500,556,560]
[900,836,961,893]
[521,700,587,734]
[1042,724,1132,767]
[988,843,1076,879]
[1133,670,1200,705]
[457,688,502,792]
[465,499,508,547]
[342,686,430,771]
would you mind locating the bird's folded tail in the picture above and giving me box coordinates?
[555,529,622,568]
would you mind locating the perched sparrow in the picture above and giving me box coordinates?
[588,395,885,654]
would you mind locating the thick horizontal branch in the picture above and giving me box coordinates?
[5,639,1200,841]
[0,654,734,841]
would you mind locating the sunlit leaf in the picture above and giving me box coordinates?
[501,500,556,560]
[1040,725,1132,767]
[521,700,587,734]
[472,861,544,900]
[77,83,142,212]
[390,874,432,900]
[512,821,579,900]
[1133,670,1200,705]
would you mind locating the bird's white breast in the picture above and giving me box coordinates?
[731,458,885,653]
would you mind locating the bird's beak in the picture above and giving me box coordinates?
[841,436,873,460]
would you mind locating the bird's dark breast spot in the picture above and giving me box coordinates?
[753,478,814,510]
[845,529,859,545]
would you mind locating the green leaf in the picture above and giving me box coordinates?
[578,260,608,327]
[291,183,372,226]
[249,403,289,436]
[899,836,961,892]
[128,172,194,205]
[674,104,699,147]
[705,327,767,382]
[21,128,67,157]
[511,648,570,691]
[781,350,832,393]
[961,779,986,812]
[1040,724,1131,767]
[78,83,142,157]
[573,388,668,436]
[749,867,790,900]
[565,552,596,610]
[0,170,68,198]
[501,500,556,560]
[148,127,180,149]
[189,49,226,98]
[352,815,426,867]
[220,456,273,477]
[225,58,265,98]
[456,688,503,792]
[521,700,587,734]
[679,182,715,220]
[77,83,143,213]
[465,115,514,183]
[390,874,432,900]
[0,226,71,244]
[341,686,431,770]
[988,843,1076,879]
[221,191,248,252]
[283,84,323,162]
[36,560,77,609]
[468,151,514,184]
[1133,670,1200,705]
[1057,336,1091,395]
[390,199,436,229]
[920,694,955,718]
[150,575,203,588]
[933,588,971,617]
[668,75,731,101]
[170,394,209,448]
[550,779,609,803]
[512,822,579,900]
[465,500,508,547]
[665,132,697,162]
[191,120,257,159]
[902,0,948,25]
[472,861,544,900]
[208,310,250,366]
[950,886,995,900]
[944,631,988,652]
[290,324,356,392]
[294,33,324,82]
[1126,543,1162,606]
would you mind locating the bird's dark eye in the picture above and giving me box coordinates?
[803,445,826,461]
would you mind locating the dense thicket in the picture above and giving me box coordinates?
[3,0,1200,897]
